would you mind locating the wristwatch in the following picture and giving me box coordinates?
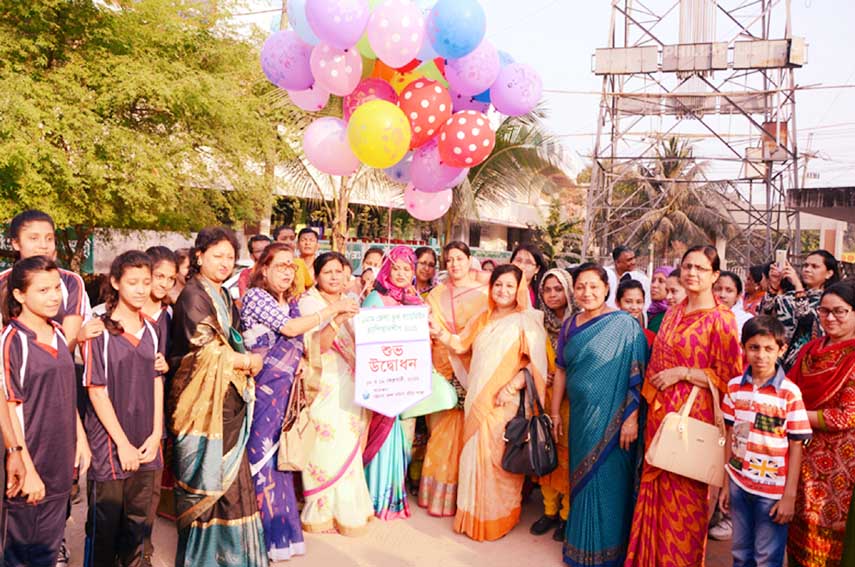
[5,446,22,455]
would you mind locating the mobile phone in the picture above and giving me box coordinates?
[775,249,788,269]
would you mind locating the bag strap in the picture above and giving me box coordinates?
[678,372,726,439]
[522,368,545,416]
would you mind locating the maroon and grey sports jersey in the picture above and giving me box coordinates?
[82,320,164,482]
[0,319,77,503]
[0,266,91,326]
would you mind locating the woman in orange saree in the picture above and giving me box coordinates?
[418,242,489,517]
[432,264,548,541]
[624,246,743,567]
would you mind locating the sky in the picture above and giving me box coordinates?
[236,0,855,187]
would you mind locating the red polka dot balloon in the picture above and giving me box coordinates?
[398,79,453,149]
[438,110,495,168]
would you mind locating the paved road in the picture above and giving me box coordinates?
[64,490,730,566]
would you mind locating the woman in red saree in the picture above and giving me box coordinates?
[788,280,855,567]
[624,246,743,567]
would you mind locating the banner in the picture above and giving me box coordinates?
[353,306,432,418]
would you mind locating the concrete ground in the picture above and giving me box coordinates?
[65,490,730,566]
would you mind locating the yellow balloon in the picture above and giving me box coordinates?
[347,100,412,169]
[390,70,424,95]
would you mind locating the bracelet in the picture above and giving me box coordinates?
[5,446,22,455]
[685,370,691,382]
[329,319,340,334]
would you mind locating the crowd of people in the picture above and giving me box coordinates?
[0,208,853,567]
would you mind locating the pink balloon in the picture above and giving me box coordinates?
[306,0,370,50]
[449,87,491,112]
[303,117,360,175]
[404,184,453,221]
[310,42,363,96]
[491,63,542,117]
[410,139,462,192]
[368,0,426,69]
[287,84,331,111]
[343,78,398,121]
[445,39,500,97]
[447,167,469,187]
[261,30,314,91]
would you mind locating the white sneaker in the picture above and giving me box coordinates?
[56,539,70,566]
[708,518,733,541]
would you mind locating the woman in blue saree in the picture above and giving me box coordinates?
[551,263,648,567]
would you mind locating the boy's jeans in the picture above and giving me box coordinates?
[730,481,789,567]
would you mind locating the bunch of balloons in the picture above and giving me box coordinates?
[261,0,543,221]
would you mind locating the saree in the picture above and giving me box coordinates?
[453,300,548,542]
[787,337,855,567]
[297,287,374,535]
[419,279,488,516]
[624,301,742,567]
[240,288,305,561]
[362,288,418,520]
[168,277,266,567]
[561,311,647,567]
[843,491,855,567]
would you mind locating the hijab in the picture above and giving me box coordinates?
[647,265,675,316]
[373,245,421,305]
[538,268,574,348]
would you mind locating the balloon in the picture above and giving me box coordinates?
[445,39,500,96]
[310,42,363,96]
[306,0,370,50]
[343,78,398,121]
[361,55,376,78]
[371,59,397,81]
[472,88,491,103]
[367,0,426,69]
[383,151,414,183]
[498,50,514,67]
[356,34,377,59]
[287,84,331,111]
[404,184,452,221]
[347,99,412,168]
[415,59,448,88]
[303,117,360,175]
[491,63,542,117]
[288,0,320,45]
[426,0,486,59]
[260,30,314,91]
[389,68,423,93]
[416,35,439,61]
[410,139,463,192]
[398,79,452,148]
[449,88,490,112]
[437,110,495,168]
[447,166,469,187]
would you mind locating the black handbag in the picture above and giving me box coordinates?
[501,368,558,477]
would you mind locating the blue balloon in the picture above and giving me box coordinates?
[498,50,514,67]
[473,88,491,103]
[426,0,486,60]
[288,0,320,45]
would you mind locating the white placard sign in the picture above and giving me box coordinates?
[353,306,432,418]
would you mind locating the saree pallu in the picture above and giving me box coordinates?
[247,336,305,561]
[298,289,374,535]
[563,312,647,567]
[419,281,488,517]
[169,324,266,567]
[453,310,548,541]
[843,491,855,567]
[624,302,742,567]
[788,338,855,567]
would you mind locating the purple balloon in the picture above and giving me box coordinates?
[449,87,490,112]
[410,139,463,192]
[287,84,331,111]
[303,117,360,175]
[447,167,469,187]
[306,0,370,50]
[445,39,500,97]
[383,152,414,184]
[261,30,314,91]
[404,183,453,221]
[491,63,542,117]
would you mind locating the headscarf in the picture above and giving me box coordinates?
[372,245,421,305]
[538,268,574,349]
[647,265,675,316]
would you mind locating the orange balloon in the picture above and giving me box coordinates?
[371,60,397,82]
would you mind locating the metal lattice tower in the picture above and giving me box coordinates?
[583,0,805,266]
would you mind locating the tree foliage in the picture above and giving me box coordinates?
[0,0,280,268]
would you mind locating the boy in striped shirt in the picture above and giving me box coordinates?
[720,315,812,567]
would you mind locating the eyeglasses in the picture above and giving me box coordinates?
[513,258,538,267]
[417,261,436,269]
[270,262,295,273]
[680,263,713,274]
[818,307,852,320]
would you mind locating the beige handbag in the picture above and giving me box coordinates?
[277,370,316,472]
[645,374,726,487]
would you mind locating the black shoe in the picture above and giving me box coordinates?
[530,514,560,535]
[552,521,566,542]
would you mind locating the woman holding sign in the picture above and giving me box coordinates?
[419,242,489,517]
[297,252,373,535]
[361,246,423,520]
[431,264,548,541]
